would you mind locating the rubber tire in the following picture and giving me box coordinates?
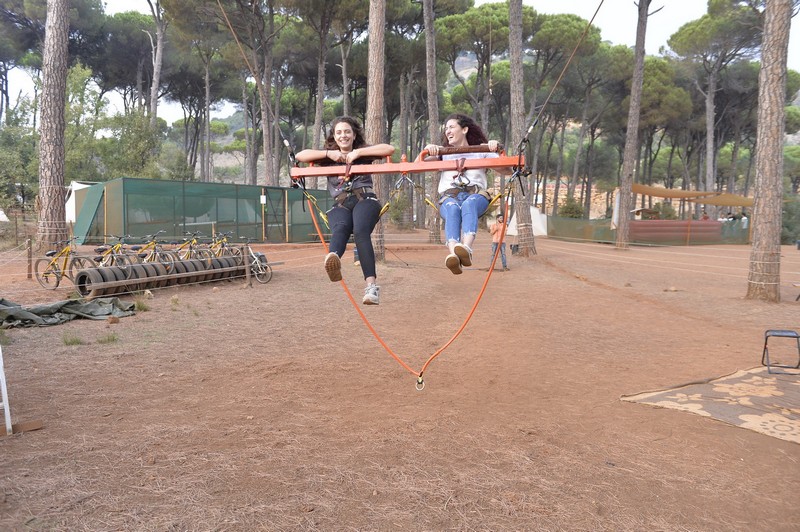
[74,268,104,298]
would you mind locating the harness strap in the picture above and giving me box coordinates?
[444,185,478,196]
[335,186,374,206]
[455,157,466,176]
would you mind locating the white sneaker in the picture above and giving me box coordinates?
[453,243,473,267]
[445,253,462,275]
[324,252,342,282]
[362,283,380,305]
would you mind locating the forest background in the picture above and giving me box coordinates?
[1,0,800,242]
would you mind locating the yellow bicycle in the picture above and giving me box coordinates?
[93,235,136,277]
[172,231,213,262]
[207,231,243,265]
[129,230,175,272]
[34,237,95,290]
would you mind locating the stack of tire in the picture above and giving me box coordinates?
[73,256,244,299]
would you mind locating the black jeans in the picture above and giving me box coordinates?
[327,194,381,280]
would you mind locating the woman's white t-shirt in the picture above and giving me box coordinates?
[437,151,499,194]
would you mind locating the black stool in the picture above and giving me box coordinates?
[761,329,800,373]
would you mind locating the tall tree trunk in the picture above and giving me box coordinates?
[423,0,441,244]
[37,0,70,245]
[399,74,413,227]
[615,0,650,249]
[340,36,352,117]
[366,0,386,261]
[241,74,252,184]
[703,64,722,193]
[746,0,790,302]
[202,60,211,182]
[508,0,535,255]
[147,0,166,129]
[271,75,284,185]
[311,5,335,150]
[551,115,568,216]
[568,89,591,199]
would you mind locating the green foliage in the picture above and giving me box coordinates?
[782,196,800,245]
[559,196,584,219]
[786,145,800,194]
[96,112,163,179]
[64,62,108,183]
[214,165,244,183]
[0,100,38,213]
[159,143,194,182]
[785,106,800,135]
[386,193,411,227]
[653,202,679,220]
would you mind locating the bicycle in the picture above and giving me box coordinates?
[171,231,213,262]
[129,230,175,272]
[208,231,243,265]
[34,237,95,290]
[240,236,272,284]
[93,235,136,276]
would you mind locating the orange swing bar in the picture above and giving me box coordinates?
[289,145,523,180]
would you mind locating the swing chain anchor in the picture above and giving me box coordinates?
[415,375,425,391]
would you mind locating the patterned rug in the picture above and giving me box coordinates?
[621,366,800,444]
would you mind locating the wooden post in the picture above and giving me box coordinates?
[27,238,32,280]
[244,253,252,287]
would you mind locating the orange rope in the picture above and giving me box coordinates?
[306,198,420,377]
[305,183,514,386]
[418,188,512,377]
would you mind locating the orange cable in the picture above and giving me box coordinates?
[306,197,421,378]
[418,188,513,377]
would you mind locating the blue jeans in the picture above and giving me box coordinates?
[491,242,507,268]
[439,192,489,245]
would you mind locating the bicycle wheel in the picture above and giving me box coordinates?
[68,256,95,281]
[155,250,175,273]
[195,248,214,269]
[228,246,243,266]
[35,258,61,289]
[253,257,273,284]
[111,253,134,278]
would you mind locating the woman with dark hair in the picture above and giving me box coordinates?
[424,113,507,275]
[296,116,395,305]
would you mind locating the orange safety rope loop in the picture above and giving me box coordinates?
[295,146,530,387]
[418,182,515,376]
[305,198,421,379]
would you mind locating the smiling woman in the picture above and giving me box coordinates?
[295,116,395,305]
[423,113,510,276]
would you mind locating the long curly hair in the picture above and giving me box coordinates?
[440,113,488,147]
[324,116,367,150]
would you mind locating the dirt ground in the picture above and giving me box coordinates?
[1,234,799,531]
